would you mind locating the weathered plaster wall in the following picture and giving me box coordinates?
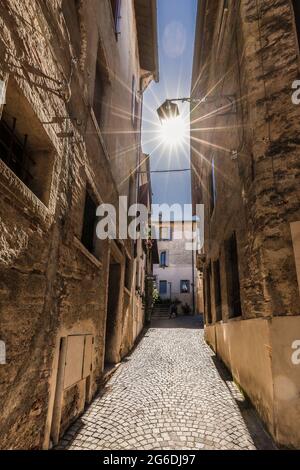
[191,0,300,321]
[206,315,300,448]
[191,0,300,448]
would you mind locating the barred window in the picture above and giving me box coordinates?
[0,78,54,206]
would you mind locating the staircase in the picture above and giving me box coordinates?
[152,305,170,319]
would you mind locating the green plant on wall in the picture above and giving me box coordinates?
[152,288,159,304]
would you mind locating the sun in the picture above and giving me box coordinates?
[160,115,187,147]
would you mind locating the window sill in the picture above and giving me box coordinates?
[73,236,102,269]
[227,315,243,323]
[0,159,52,227]
[124,287,131,297]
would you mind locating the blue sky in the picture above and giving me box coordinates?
[142,0,198,219]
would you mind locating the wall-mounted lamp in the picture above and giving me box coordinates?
[156,94,237,123]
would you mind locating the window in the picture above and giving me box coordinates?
[135,259,140,290]
[225,232,242,318]
[213,259,222,322]
[110,0,121,35]
[93,42,109,128]
[131,76,136,126]
[0,78,54,206]
[159,280,168,295]
[125,256,132,291]
[292,0,300,49]
[209,156,216,215]
[160,226,172,241]
[291,221,300,292]
[81,189,98,255]
[160,251,168,267]
[180,280,190,294]
[62,0,81,58]
[131,76,140,128]
[205,264,212,324]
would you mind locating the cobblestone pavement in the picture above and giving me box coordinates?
[57,316,276,450]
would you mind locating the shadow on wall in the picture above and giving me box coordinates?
[211,356,277,450]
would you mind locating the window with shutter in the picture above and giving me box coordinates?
[160,251,167,267]
[110,0,122,36]
[160,226,171,241]
[159,280,168,295]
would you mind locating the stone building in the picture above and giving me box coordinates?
[153,220,197,313]
[191,0,300,448]
[0,0,158,449]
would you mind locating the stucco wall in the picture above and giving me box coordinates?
[206,315,300,448]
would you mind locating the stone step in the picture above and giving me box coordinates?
[152,314,170,318]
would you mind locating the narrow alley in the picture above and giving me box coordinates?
[1,0,300,456]
[57,317,276,451]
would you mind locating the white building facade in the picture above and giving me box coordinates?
[153,220,197,312]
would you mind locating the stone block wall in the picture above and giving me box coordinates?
[191,0,300,447]
[0,0,156,449]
